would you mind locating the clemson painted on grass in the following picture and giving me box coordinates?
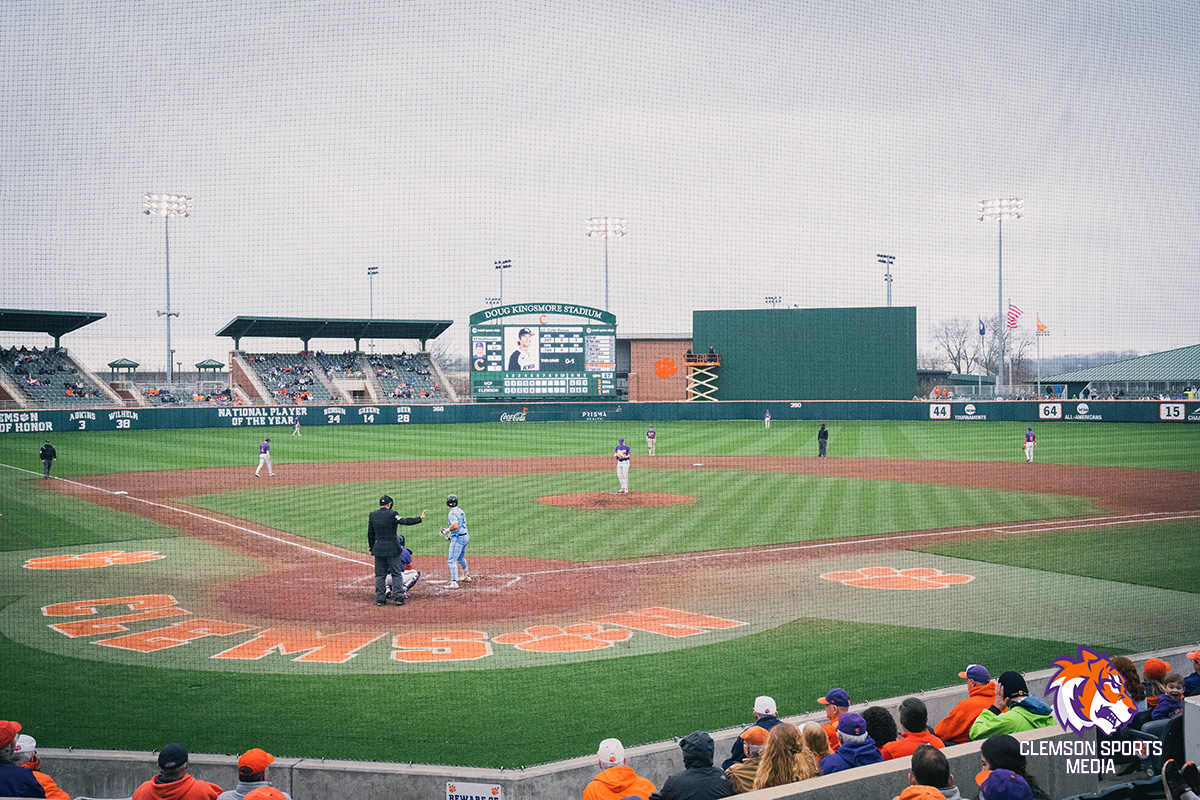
[24,550,165,570]
[819,565,974,590]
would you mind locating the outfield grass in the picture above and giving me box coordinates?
[915,520,1200,594]
[185,470,1102,560]
[1,420,1198,476]
[0,609,1089,767]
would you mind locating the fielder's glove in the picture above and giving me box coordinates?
[439,527,451,540]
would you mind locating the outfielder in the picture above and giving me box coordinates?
[255,437,274,477]
[615,437,631,493]
[646,425,657,456]
[441,493,471,589]
[1024,427,1037,462]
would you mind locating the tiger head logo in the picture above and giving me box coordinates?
[1045,645,1136,735]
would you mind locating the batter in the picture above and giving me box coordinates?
[443,493,471,589]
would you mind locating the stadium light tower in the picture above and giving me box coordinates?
[144,193,192,389]
[978,198,1022,393]
[587,217,626,311]
[367,266,379,353]
[494,259,512,304]
[877,254,895,307]
[764,295,782,307]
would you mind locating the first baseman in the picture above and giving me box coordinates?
[255,437,274,477]
[615,437,631,493]
[1024,427,1037,462]
[646,425,657,456]
[442,493,471,588]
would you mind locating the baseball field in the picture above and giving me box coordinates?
[1,419,1198,768]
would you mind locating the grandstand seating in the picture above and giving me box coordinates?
[1,346,115,407]
[368,352,445,401]
[244,352,333,403]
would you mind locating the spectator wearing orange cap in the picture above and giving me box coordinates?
[934,664,996,745]
[1144,657,1171,708]
[581,738,655,800]
[881,698,945,761]
[724,727,767,794]
[132,743,221,800]
[817,688,850,752]
[1185,648,1200,697]
[216,749,291,800]
[721,695,781,770]
[0,721,47,798]
[11,734,69,799]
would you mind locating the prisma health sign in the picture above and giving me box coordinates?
[470,322,616,399]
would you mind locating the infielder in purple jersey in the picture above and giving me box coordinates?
[1024,427,1037,462]
[255,437,274,477]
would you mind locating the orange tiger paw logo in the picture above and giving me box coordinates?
[655,358,677,379]
[24,550,166,570]
[493,623,631,652]
[820,566,974,590]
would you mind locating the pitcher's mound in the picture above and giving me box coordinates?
[538,492,696,509]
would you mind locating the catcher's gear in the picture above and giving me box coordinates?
[439,527,451,540]
[446,494,458,508]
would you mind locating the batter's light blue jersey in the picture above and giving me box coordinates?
[448,506,467,534]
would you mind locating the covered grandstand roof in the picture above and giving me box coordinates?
[0,309,106,347]
[216,316,453,350]
[1042,343,1200,382]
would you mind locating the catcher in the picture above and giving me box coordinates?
[441,493,471,589]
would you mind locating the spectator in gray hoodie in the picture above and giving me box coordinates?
[216,749,292,800]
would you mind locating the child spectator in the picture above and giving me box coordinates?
[1146,673,1186,740]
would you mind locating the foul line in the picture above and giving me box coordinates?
[2,463,372,568]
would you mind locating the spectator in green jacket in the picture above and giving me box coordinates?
[969,672,1054,740]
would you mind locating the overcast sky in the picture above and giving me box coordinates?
[1,0,1196,370]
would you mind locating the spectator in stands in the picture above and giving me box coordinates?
[1144,673,1187,739]
[863,706,898,753]
[1185,648,1200,697]
[904,744,961,800]
[132,743,221,800]
[979,770,1032,800]
[582,738,656,800]
[649,730,732,800]
[751,723,819,792]
[0,721,48,798]
[724,727,767,793]
[800,722,830,764]
[819,712,883,775]
[721,695,781,770]
[968,671,1053,740]
[243,789,288,800]
[1108,656,1147,711]
[1162,759,1200,800]
[216,748,291,800]
[817,688,850,752]
[882,698,944,760]
[1144,657,1171,708]
[975,735,1048,800]
[11,734,69,799]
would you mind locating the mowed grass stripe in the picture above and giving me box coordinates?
[184,470,1103,561]
[913,520,1200,593]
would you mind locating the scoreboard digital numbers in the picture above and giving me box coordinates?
[470,324,616,398]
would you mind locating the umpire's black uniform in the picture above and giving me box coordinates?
[368,496,423,605]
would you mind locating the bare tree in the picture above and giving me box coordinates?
[1007,331,1036,384]
[930,318,978,374]
[917,350,945,370]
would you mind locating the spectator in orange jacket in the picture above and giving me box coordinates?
[11,734,69,799]
[582,738,655,800]
[132,743,221,800]
[934,665,996,745]
[882,698,945,760]
[818,688,850,752]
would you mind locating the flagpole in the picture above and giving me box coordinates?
[1036,312,1041,397]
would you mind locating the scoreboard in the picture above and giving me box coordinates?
[470,324,616,398]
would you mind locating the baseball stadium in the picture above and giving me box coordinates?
[2,3,1200,800]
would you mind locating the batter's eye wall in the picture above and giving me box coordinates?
[692,307,918,401]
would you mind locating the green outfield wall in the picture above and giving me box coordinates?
[691,307,919,400]
[0,399,1195,434]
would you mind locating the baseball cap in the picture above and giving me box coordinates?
[740,726,770,746]
[379,495,393,506]
[158,742,189,770]
[12,734,36,762]
[981,769,1033,800]
[597,737,624,766]
[818,688,850,707]
[0,720,21,750]
[518,327,532,337]
[244,789,288,800]
[1144,657,1171,680]
[837,712,867,736]
[265,437,270,442]
[997,671,1029,698]
[754,695,776,716]
[1186,649,1200,660]
[239,748,275,775]
[618,438,624,444]
[960,664,991,682]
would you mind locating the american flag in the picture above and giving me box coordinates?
[1006,302,1023,329]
